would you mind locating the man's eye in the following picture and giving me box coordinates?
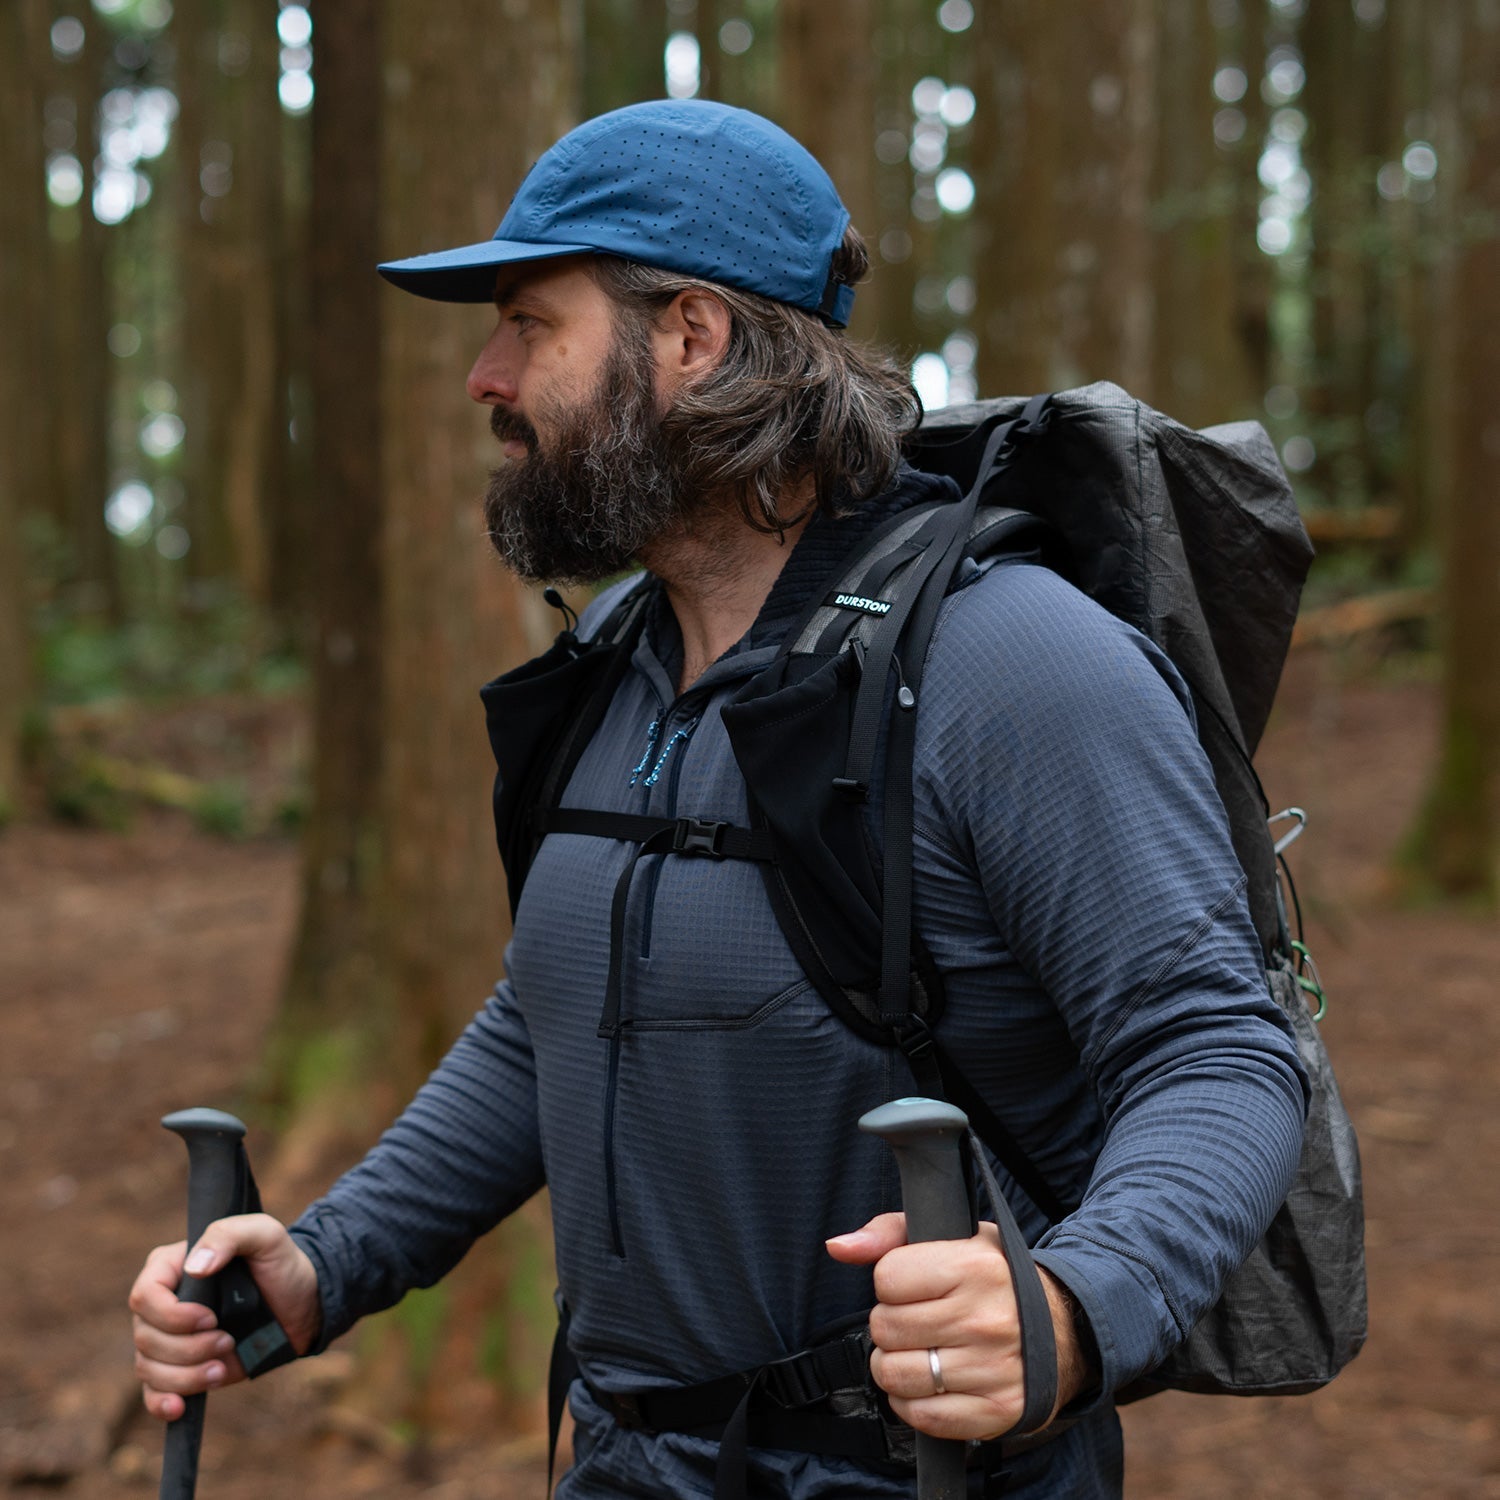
[508,312,538,333]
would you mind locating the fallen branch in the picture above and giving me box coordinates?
[1301,505,1402,546]
[1290,587,1435,650]
[80,752,205,812]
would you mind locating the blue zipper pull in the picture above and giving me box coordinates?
[627,719,661,788]
[644,715,700,787]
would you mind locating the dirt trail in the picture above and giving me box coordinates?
[2,657,1497,1497]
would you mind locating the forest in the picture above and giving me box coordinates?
[2,1,1499,1497]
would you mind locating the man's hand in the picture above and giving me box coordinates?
[826,1212,1093,1441]
[129,1213,322,1421]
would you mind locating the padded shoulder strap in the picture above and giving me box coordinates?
[787,504,1059,662]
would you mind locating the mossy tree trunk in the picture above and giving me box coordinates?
[269,0,581,1447]
[266,0,390,1164]
[1405,0,1500,903]
[0,0,51,822]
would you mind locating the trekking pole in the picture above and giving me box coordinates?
[859,1097,972,1500]
[158,1109,248,1500]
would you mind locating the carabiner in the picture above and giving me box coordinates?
[1290,939,1327,1022]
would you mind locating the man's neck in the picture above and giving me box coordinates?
[639,494,812,694]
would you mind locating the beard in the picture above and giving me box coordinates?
[481,322,698,584]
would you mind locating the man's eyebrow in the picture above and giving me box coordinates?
[493,279,557,314]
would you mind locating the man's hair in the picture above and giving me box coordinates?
[588,227,922,533]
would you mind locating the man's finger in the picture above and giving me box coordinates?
[128,1244,217,1333]
[870,1344,972,1400]
[143,1386,188,1424]
[887,1389,1026,1443]
[823,1211,908,1263]
[180,1212,289,1278]
[133,1350,237,1397]
[872,1226,1011,1305]
[131,1318,235,1369]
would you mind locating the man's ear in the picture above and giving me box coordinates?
[655,287,732,383]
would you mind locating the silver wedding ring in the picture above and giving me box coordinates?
[928,1346,946,1396]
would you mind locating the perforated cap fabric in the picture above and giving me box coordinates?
[377,100,856,326]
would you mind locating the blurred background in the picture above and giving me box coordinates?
[2,1,1498,1496]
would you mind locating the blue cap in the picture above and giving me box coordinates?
[377,100,856,327]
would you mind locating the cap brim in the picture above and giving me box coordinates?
[376,238,597,302]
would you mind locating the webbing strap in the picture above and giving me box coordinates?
[580,1330,896,1500]
[968,1132,1060,1434]
[834,398,1054,1029]
[585,1328,872,1435]
[874,410,1043,1027]
[711,1384,892,1498]
[542,807,775,863]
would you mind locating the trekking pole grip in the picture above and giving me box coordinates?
[159,1108,248,1500]
[860,1097,972,1500]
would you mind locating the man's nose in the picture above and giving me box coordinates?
[466,326,517,406]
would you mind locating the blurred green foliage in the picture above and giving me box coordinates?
[34,596,304,708]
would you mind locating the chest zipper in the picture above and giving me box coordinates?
[638,713,698,959]
[600,703,700,1261]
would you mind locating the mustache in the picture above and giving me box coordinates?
[489,405,538,452]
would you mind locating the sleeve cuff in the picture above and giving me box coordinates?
[287,1222,342,1358]
[1032,1236,1187,1418]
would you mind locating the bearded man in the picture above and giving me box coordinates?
[130,101,1307,1499]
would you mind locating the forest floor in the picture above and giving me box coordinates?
[3,645,1499,1500]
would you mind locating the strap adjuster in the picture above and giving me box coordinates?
[673,816,729,858]
[761,1329,871,1410]
[895,1013,935,1060]
[761,1350,826,1409]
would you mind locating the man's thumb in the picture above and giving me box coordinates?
[825,1211,909,1264]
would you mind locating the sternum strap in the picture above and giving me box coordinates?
[542,807,774,863]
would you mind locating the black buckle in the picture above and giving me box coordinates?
[895,1014,935,1061]
[673,817,728,858]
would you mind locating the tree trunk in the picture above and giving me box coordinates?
[1405,0,1500,902]
[1232,0,1273,403]
[217,0,291,611]
[1302,0,1390,508]
[266,0,390,1157]
[694,0,717,101]
[1385,0,1439,556]
[49,0,118,619]
[0,0,51,820]
[174,0,234,585]
[174,0,291,607]
[1150,0,1257,426]
[776,0,880,339]
[269,0,580,1442]
[582,0,664,116]
[377,0,578,1079]
[972,0,1158,397]
[863,0,936,360]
